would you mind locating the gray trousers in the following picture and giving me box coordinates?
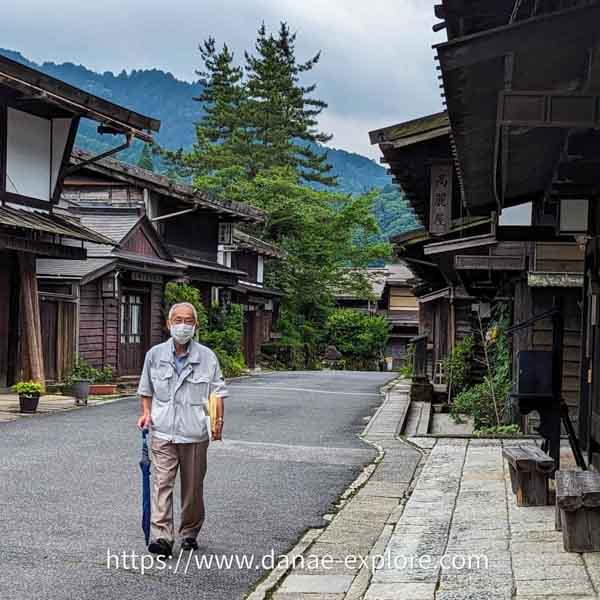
[150,437,209,542]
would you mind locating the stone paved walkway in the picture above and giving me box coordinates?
[0,393,128,422]
[366,438,600,600]
[248,381,423,600]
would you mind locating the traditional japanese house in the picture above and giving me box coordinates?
[370,102,586,408]
[379,264,420,368]
[432,0,600,454]
[0,53,159,388]
[63,149,264,307]
[223,229,283,368]
[37,209,184,380]
[335,265,420,368]
[54,150,272,376]
[369,113,493,381]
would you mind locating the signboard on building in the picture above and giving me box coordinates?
[429,163,453,235]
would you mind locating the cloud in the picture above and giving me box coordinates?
[0,0,445,157]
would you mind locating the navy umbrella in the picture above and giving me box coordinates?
[139,429,151,545]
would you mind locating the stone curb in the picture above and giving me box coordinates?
[244,378,424,600]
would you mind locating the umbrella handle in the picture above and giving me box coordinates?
[142,428,149,451]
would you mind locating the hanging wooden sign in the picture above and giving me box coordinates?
[429,163,453,235]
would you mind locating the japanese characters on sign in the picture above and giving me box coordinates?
[430,163,453,235]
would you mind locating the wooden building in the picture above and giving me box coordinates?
[335,264,419,369]
[225,229,284,369]
[53,151,280,374]
[370,102,586,416]
[0,52,158,389]
[369,113,492,381]
[37,209,184,380]
[64,149,264,310]
[431,1,600,453]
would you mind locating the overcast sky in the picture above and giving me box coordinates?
[2,1,445,159]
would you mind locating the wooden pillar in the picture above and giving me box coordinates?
[18,253,44,384]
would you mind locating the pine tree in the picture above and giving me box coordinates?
[137,143,154,171]
[244,23,335,185]
[164,38,246,178]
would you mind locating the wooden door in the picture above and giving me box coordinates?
[40,299,76,383]
[119,291,149,375]
[40,300,58,382]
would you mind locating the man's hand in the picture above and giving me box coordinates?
[212,418,224,441]
[138,395,152,430]
[137,413,151,430]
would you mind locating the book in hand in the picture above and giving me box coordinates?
[208,393,223,441]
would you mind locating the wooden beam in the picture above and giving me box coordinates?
[424,233,497,256]
[499,91,600,129]
[435,4,600,71]
[454,254,526,271]
[0,233,86,259]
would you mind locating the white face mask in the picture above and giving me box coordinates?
[170,323,196,345]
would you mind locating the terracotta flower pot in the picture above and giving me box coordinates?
[89,383,117,395]
[19,393,40,413]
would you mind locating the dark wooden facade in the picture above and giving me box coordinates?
[427,1,600,459]
[38,212,184,380]
[229,230,283,369]
[0,53,158,388]
[371,103,587,428]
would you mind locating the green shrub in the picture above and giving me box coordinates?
[399,343,414,378]
[64,359,114,384]
[477,424,521,436]
[444,336,475,394]
[450,305,512,431]
[13,381,44,395]
[94,365,114,384]
[325,309,389,371]
[201,304,247,377]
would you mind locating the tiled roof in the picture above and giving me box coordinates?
[37,257,116,280]
[0,204,114,245]
[70,149,266,223]
[233,229,284,258]
[369,112,450,147]
[0,54,158,140]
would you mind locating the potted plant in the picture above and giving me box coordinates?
[89,365,117,395]
[13,381,44,413]
[65,359,94,406]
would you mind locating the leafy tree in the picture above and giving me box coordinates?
[325,309,389,370]
[202,304,246,377]
[137,143,155,171]
[451,305,512,431]
[163,24,391,362]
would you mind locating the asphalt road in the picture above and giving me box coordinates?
[0,370,394,600]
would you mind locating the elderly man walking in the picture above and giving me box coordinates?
[137,301,227,556]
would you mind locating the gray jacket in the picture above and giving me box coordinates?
[137,338,228,443]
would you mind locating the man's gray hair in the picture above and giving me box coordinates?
[168,302,198,322]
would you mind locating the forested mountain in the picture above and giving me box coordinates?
[0,49,418,238]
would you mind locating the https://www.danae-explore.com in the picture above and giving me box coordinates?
[106,548,489,576]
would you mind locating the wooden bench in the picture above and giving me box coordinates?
[556,470,600,553]
[503,445,555,506]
